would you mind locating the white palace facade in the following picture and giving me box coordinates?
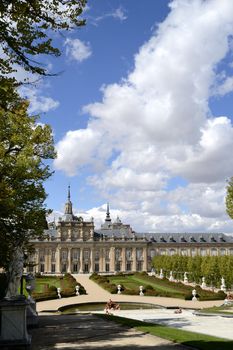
[28,187,233,274]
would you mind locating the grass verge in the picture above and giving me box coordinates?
[96,314,233,350]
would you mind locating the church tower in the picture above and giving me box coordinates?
[63,185,74,221]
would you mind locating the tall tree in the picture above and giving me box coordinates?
[226,176,233,220]
[0,0,87,277]
[0,84,55,269]
[0,0,87,77]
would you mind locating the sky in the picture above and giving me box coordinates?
[18,0,233,233]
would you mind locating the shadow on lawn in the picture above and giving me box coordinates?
[29,313,233,350]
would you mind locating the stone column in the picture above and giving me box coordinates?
[110,247,115,272]
[89,248,94,273]
[121,247,126,272]
[101,248,105,273]
[132,247,137,272]
[55,247,61,274]
[47,249,52,273]
[142,246,147,271]
[67,247,71,273]
[34,249,39,273]
[79,248,83,273]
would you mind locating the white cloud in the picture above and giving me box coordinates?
[216,76,233,95]
[65,38,92,62]
[54,0,233,232]
[112,7,127,21]
[20,85,60,114]
[93,7,127,24]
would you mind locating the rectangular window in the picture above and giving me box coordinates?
[115,248,121,260]
[115,262,121,272]
[51,251,56,261]
[126,262,131,271]
[95,250,100,261]
[39,253,45,262]
[73,264,78,272]
[62,251,67,260]
[51,264,56,273]
[137,261,142,271]
[126,248,132,260]
[84,250,89,260]
[105,249,110,260]
[62,264,66,273]
[84,263,89,273]
[40,264,44,273]
[136,249,143,260]
[95,263,99,272]
[72,249,79,260]
[105,263,110,272]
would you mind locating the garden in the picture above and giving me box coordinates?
[90,272,226,301]
[0,273,86,301]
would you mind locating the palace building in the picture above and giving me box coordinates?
[28,187,233,274]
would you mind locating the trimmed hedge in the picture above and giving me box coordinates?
[91,272,226,300]
[32,273,86,301]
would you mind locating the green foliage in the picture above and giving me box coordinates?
[31,274,86,301]
[226,177,233,220]
[0,0,87,77]
[0,87,55,269]
[91,272,226,300]
[153,255,233,289]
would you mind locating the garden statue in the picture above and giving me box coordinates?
[220,277,226,292]
[169,271,174,282]
[184,272,188,284]
[57,287,61,299]
[5,246,24,299]
[201,277,206,289]
[117,284,121,294]
[75,285,80,295]
[192,289,197,301]
[159,269,164,279]
[139,285,144,296]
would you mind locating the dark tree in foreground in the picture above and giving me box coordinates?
[0,85,56,269]
[0,0,87,77]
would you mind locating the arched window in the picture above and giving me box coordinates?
[200,248,207,256]
[211,248,217,256]
[220,248,226,256]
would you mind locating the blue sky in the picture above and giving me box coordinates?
[18,0,233,233]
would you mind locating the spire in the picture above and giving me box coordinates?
[105,202,111,222]
[64,185,73,215]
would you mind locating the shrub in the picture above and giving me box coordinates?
[48,285,57,292]
[61,288,75,298]
[144,284,154,291]
[122,288,139,295]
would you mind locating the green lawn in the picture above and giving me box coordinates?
[98,314,233,350]
[33,276,64,293]
[198,305,233,315]
[108,274,188,296]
